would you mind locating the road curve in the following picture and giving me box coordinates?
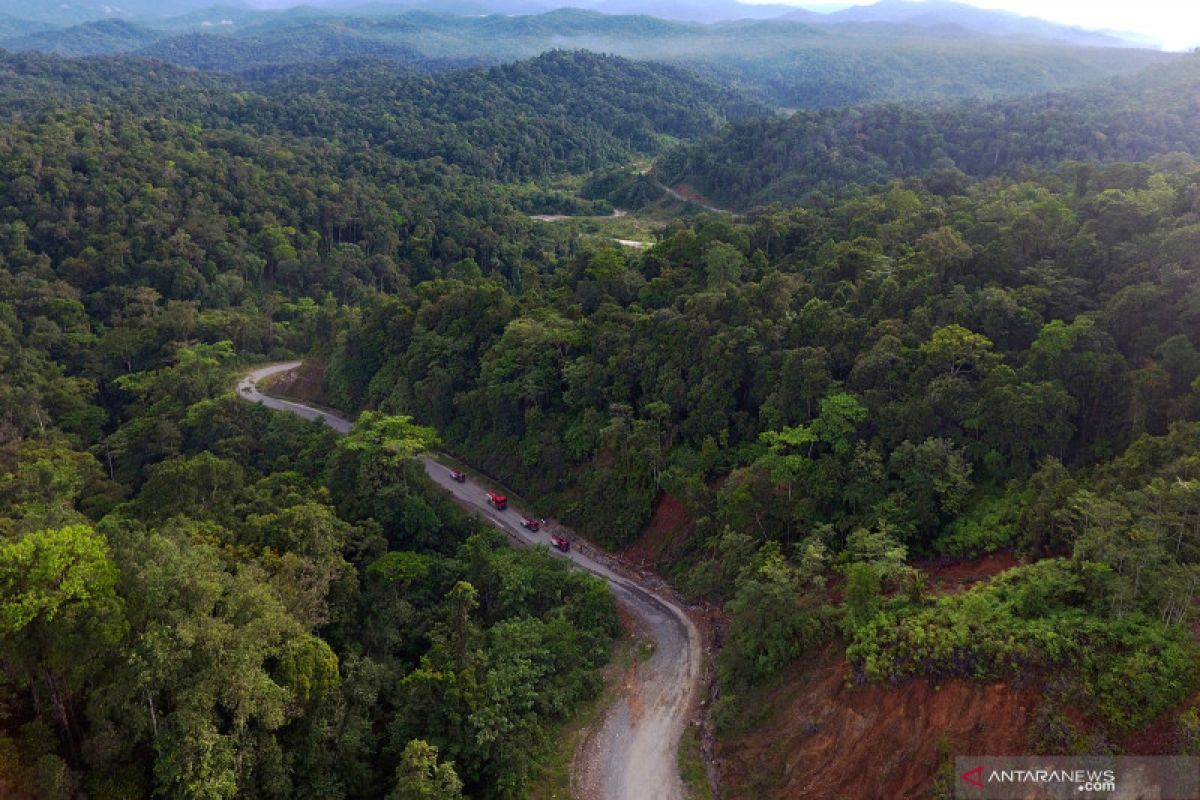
[239,363,703,800]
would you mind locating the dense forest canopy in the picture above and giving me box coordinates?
[0,51,639,800]
[659,52,1200,208]
[1,23,1199,800]
[0,8,1175,108]
[0,49,765,182]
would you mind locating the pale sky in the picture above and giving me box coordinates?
[746,1,1200,51]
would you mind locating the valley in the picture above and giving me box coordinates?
[1,2,1200,799]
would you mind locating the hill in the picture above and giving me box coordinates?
[2,15,1200,800]
[0,48,766,181]
[815,0,1137,47]
[232,50,769,180]
[0,0,220,25]
[4,9,1174,109]
[0,18,55,37]
[136,24,435,70]
[658,53,1200,207]
[0,19,163,56]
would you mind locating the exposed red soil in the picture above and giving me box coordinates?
[672,183,719,208]
[717,646,1035,800]
[264,359,328,404]
[917,550,1024,593]
[621,492,695,567]
[1122,710,1181,755]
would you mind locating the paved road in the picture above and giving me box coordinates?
[239,363,702,800]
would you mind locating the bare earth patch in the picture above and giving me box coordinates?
[716,646,1035,800]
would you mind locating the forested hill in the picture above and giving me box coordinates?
[0,50,769,181]
[231,51,769,180]
[1,9,1174,109]
[0,51,232,117]
[658,53,1200,208]
[137,25,449,73]
[0,19,161,56]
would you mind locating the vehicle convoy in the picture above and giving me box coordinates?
[450,469,466,483]
[486,489,508,510]
[520,516,540,531]
[243,363,699,800]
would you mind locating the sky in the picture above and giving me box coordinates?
[749,0,1200,50]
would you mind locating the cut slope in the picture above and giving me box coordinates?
[717,646,1034,799]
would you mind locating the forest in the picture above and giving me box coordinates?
[0,8,1174,108]
[1,23,1200,800]
[659,53,1200,207]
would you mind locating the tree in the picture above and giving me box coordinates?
[920,324,999,380]
[721,541,829,689]
[388,740,463,800]
[887,438,973,543]
[341,412,440,464]
[0,525,125,762]
[138,453,245,522]
[704,241,746,288]
[842,562,882,634]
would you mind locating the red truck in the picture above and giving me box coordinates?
[549,533,570,553]
[486,490,507,511]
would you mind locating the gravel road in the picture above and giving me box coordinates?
[240,363,703,800]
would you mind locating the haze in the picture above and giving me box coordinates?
[774,0,1200,50]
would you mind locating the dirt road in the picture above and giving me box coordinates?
[239,363,703,800]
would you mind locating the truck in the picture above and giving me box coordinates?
[486,490,507,511]
[549,533,570,553]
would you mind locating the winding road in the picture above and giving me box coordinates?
[239,363,703,800]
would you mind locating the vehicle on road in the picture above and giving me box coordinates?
[520,516,540,531]
[550,533,570,552]
[450,469,466,483]
[486,489,507,510]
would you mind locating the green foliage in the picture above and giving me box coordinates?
[935,491,1019,556]
[368,551,431,586]
[3,11,1169,111]
[4,32,1200,797]
[660,55,1200,207]
[341,412,440,462]
[841,562,882,635]
[0,524,120,634]
[720,541,832,691]
[846,559,1200,730]
[1177,707,1200,757]
[388,740,463,800]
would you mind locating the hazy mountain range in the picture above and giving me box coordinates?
[0,0,1158,47]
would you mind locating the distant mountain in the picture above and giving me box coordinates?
[154,5,334,31]
[587,0,803,23]
[137,23,435,71]
[4,7,1175,110]
[809,0,1141,48]
[0,17,56,38]
[0,0,236,25]
[250,0,801,21]
[0,0,1164,48]
[0,19,164,56]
